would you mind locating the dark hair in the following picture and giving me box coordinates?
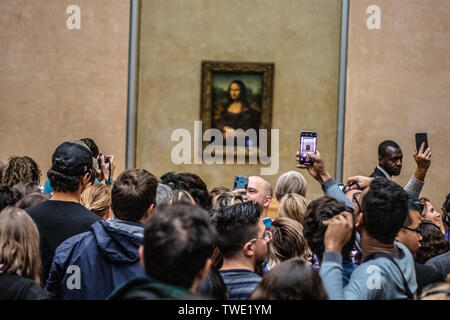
[213,192,244,211]
[415,220,449,264]
[212,202,262,259]
[11,182,41,199]
[250,258,328,300]
[406,198,423,226]
[196,267,228,300]
[47,167,95,193]
[2,156,41,187]
[111,169,158,221]
[168,189,196,206]
[143,204,216,289]
[0,184,22,211]
[361,178,409,244]
[378,140,400,157]
[302,197,355,261]
[160,172,209,209]
[79,138,99,158]
[0,162,6,182]
[443,193,450,227]
[16,192,49,210]
[208,186,230,208]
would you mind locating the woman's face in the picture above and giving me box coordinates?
[423,201,442,228]
[229,83,241,101]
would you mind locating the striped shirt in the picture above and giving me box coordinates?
[219,269,261,300]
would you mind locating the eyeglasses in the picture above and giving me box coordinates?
[250,230,272,243]
[401,226,422,236]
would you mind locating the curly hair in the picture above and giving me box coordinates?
[415,220,449,264]
[0,184,22,211]
[2,156,41,187]
[302,196,355,261]
[47,168,85,193]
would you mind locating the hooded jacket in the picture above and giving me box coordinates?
[45,219,146,300]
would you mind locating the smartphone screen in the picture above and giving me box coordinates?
[299,131,317,165]
[262,217,272,228]
[415,133,428,152]
[233,176,248,196]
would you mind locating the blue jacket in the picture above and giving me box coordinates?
[45,219,146,300]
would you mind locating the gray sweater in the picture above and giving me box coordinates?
[319,242,417,300]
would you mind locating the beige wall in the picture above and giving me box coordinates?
[344,0,450,207]
[136,0,342,201]
[0,0,129,181]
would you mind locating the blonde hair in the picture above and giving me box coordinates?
[0,206,41,283]
[81,184,112,218]
[277,193,309,224]
[420,282,450,300]
[267,218,310,267]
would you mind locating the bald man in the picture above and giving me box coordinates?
[246,176,273,218]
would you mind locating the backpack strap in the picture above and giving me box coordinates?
[361,251,414,300]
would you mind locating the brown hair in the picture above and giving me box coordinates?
[250,258,328,300]
[268,217,310,267]
[0,206,41,283]
[81,184,112,219]
[168,189,196,205]
[415,220,449,264]
[277,193,309,224]
[111,169,158,221]
[2,156,41,187]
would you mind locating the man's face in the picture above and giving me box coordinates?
[395,210,423,257]
[253,219,269,264]
[346,189,363,227]
[229,83,241,101]
[246,176,271,212]
[352,187,370,233]
[379,146,403,176]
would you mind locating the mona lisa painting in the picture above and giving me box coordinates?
[200,61,274,150]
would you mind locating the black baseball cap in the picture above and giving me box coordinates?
[51,141,94,176]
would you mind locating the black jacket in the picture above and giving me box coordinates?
[0,273,48,300]
[26,200,101,285]
[107,277,202,300]
[370,167,390,179]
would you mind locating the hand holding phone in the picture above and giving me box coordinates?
[415,133,428,153]
[233,176,249,196]
[299,131,317,166]
[413,133,431,174]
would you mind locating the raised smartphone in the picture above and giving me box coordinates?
[299,131,317,165]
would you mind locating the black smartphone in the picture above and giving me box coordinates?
[415,133,428,152]
[299,131,317,165]
[233,176,248,196]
